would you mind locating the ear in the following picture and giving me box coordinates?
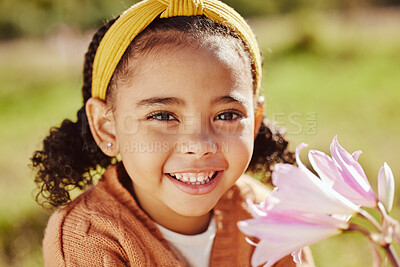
[254,96,265,139]
[85,97,119,157]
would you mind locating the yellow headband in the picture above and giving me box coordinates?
[92,0,262,100]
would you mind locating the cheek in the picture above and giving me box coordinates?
[119,145,169,192]
[220,119,254,168]
[115,125,176,180]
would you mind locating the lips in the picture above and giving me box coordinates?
[167,171,218,185]
[166,170,223,195]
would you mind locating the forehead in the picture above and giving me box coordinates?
[116,42,254,106]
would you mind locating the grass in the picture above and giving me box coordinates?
[0,37,83,266]
[0,8,399,267]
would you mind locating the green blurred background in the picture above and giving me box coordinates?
[0,0,399,266]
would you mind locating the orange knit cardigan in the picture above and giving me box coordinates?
[43,163,314,266]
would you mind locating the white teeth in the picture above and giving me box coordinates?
[168,171,218,184]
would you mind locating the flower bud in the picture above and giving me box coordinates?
[378,162,395,212]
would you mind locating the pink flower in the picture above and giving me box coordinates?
[269,143,360,215]
[238,208,349,267]
[308,136,377,207]
[237,142,359,266]
[238,137,400,267]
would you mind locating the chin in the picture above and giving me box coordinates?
[170,200,216,217]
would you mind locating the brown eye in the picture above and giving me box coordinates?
[214,111,243,121]
[147,111,177,122]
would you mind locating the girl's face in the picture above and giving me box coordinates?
[111,42,255,233]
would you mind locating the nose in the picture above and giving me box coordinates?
[181,139,218,156]
[175,113,219,157]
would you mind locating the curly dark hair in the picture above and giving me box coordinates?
[31,15,294,209]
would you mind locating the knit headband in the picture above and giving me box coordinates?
[91,0,262,100]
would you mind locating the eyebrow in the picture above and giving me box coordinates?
[135,97,185,107]
[135,95,248,108]
[211,95,248,107]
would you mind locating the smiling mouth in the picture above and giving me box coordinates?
[167,171,219,185]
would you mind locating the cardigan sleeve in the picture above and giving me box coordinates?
[43,207,131,267]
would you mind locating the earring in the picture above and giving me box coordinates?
[107,142,112,147]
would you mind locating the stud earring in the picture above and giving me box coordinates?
[107,142,112,147]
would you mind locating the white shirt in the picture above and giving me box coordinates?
[154,217,216,267]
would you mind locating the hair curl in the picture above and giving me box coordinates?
[31,18,118,208]
[31,15,294,209]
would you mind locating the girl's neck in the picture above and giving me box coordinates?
[149,206,213,235]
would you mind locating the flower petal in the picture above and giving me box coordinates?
[331,214,352,222]
[308,149,340,186]
[309,149,372,207]
[378,162,395,212]
[238,210,347,267]
[252,241,288,267]
[271,146,359,215]
[330,136,377,207]
[352,150,362,161]
[291,249,303,264]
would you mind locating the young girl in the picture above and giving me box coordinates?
[32,0,314,266]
